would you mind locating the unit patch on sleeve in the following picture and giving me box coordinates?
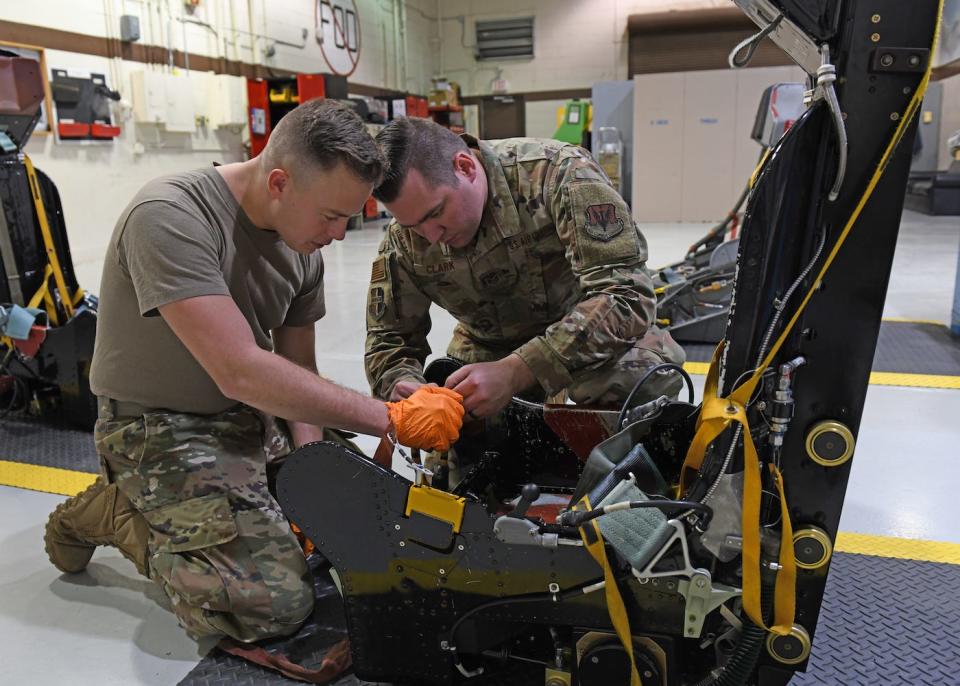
[584,203,625,242]
[368,286,386,320]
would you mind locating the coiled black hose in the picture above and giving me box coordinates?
[692,577,773,686]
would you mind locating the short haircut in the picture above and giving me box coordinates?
[262,99,384,185]
[373,117,469,202]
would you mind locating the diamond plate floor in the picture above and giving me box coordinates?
[0,414,99,472]
[794,552,960,685]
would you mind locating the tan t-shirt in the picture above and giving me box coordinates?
[90,166,326,414]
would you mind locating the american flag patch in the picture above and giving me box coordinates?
[370,256,387,282]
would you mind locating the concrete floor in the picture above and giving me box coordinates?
[1,210,958,684]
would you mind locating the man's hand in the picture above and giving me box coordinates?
[386,386,464,451]
[390,379,435,401]
[444,354,537,420]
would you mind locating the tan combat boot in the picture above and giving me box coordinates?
[44,477,150,576]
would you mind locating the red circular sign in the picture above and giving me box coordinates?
[315,0,361,77]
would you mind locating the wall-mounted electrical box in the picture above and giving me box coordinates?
[131,71,195,132]
[120,15,140,42]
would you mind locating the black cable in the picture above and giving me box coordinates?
[617,362,695,430]
[558,499,713,530]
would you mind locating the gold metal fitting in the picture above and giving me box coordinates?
[793,526,833,570]
[766,625,812,665]
[805,421,855,467]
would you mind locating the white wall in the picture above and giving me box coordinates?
[3,0,438,294]
[436,0,727,136]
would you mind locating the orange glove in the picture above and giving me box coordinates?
[386,386,464,452]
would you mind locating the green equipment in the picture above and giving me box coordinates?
[554,99,591,149]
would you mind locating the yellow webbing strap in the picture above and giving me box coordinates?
[576,496,641,686]
[27,264,58,326]
[679,3,944,636]
[749,147,772,189]
[22,154,76,321]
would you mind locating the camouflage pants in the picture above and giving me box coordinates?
[95,403,314,642]
[566,329,688,407]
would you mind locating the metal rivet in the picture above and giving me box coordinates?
[458,544,465,551]
[890,112,900,121]
[439,568,446,575]
[394,524,401,530]
[908,55,921,67]
[871,14,881,24]
[880,54,894,67]
[399,541,406,547]
[871,33,881,43]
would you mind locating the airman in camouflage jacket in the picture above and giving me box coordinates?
[365,135,685,406]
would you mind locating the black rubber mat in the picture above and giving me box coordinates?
[683,320,960,376]
[794,552,960,686]
[0,414,99,472]
[182,551,960,686]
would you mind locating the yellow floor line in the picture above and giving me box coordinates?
[881,317,945,326]
[683,361,712,376]
[0,460,98,496]
[3,461,960,567]
[868,371,960,389]
[835,531,960,566]
[682,362,960,390]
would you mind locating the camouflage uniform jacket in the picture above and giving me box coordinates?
[365,135,673,400]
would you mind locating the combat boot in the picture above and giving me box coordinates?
[44,477,150,576]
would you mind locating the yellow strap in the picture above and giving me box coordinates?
[679,3,944,635]
[749,147,772,189]
[42,288,58,326]
[27,264,59,326]
[577,497,642,686]
[22,155,75,321]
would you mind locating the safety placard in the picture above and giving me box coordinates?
[314,0,361,77]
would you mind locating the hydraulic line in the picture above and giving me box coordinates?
[692,578,773,686]
[698,227,827,507]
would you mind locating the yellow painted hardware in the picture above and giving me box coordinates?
[766,624,811,665]
[793,526,833,570]
[805,421,855,467]
[404,484,466,533]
